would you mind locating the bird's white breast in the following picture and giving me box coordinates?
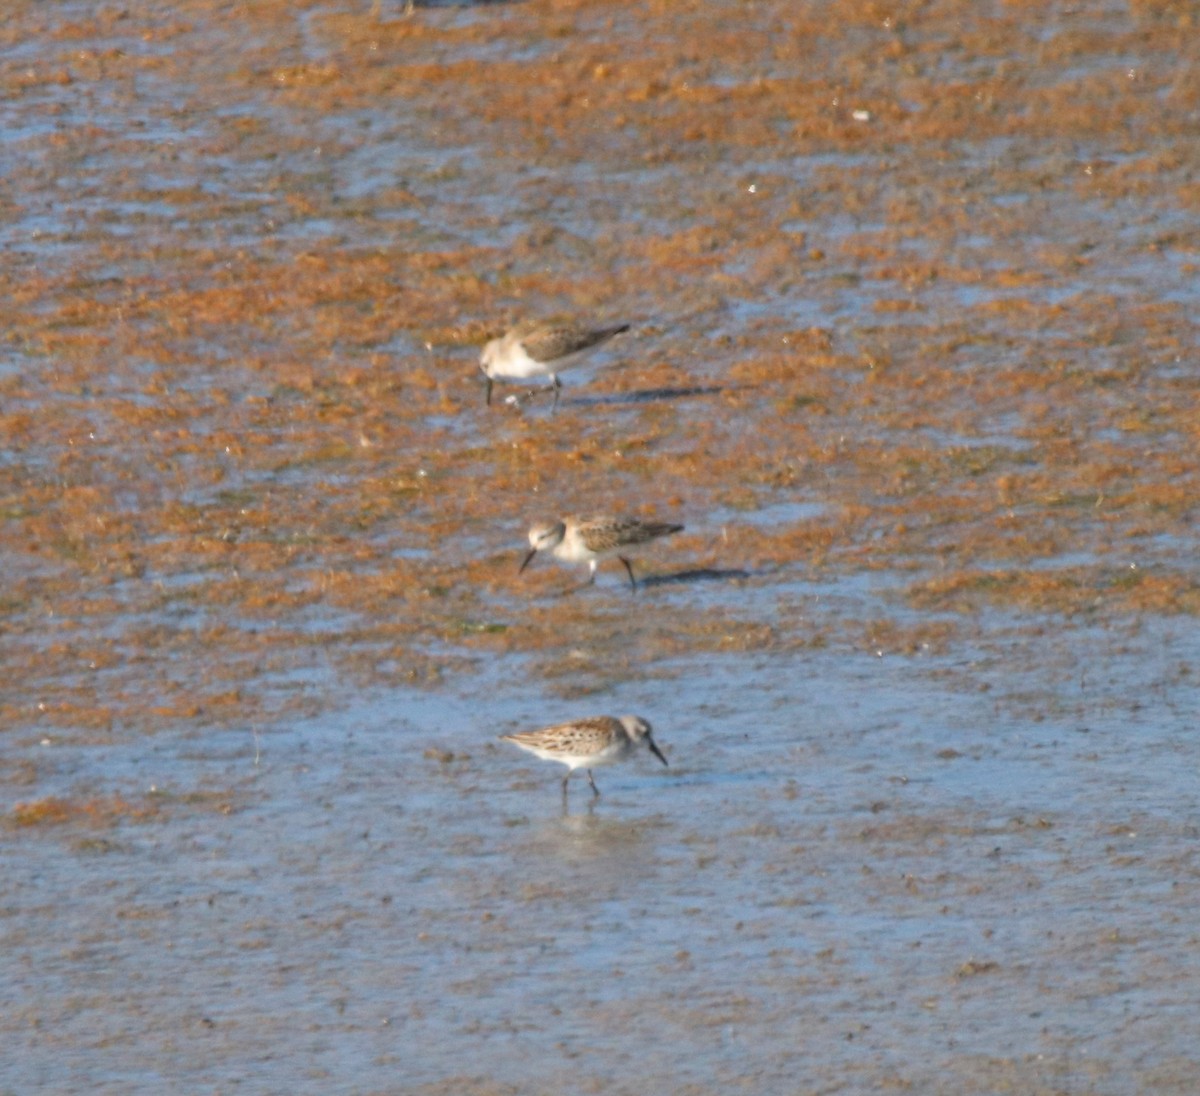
[553,526,600,563]
[484,337,544,380]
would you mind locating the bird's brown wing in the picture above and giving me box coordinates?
[520,323,630,364]
[577,517,683,552]
[502,716,619,755]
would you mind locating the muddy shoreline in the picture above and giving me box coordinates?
[3,1,1199,1091]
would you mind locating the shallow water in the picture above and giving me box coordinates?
[3,1,1200,1092]
[7,616,1200,1093]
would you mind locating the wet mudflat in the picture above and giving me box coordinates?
[2,1,1199,1092]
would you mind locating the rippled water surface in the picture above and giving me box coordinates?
[2,1,1199,1093]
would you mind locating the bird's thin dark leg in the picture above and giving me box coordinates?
[485,377,493,406]
[619,556,637,592]
[561,773,570,802]
[586,770,601,798]
[551,374,562,411]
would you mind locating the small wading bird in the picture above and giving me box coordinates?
[479,320,630,409]
[520,514,684,592]
[500,715,668,800]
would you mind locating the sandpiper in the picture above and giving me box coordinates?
[520,514,684,591]
[479,320,630,409]
[500,714,667,799]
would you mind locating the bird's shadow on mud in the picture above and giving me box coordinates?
[545,568,751,596]
[493,384,729,412]
[568,385,728,408]
[384,0,517,12]
[641,567,752,589]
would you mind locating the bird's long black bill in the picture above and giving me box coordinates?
[519,547,538,574]
[648,739,668,767]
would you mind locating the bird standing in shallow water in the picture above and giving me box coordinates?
[500,715,668,800]
[479,320,630,409]
[520,514,684,592]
